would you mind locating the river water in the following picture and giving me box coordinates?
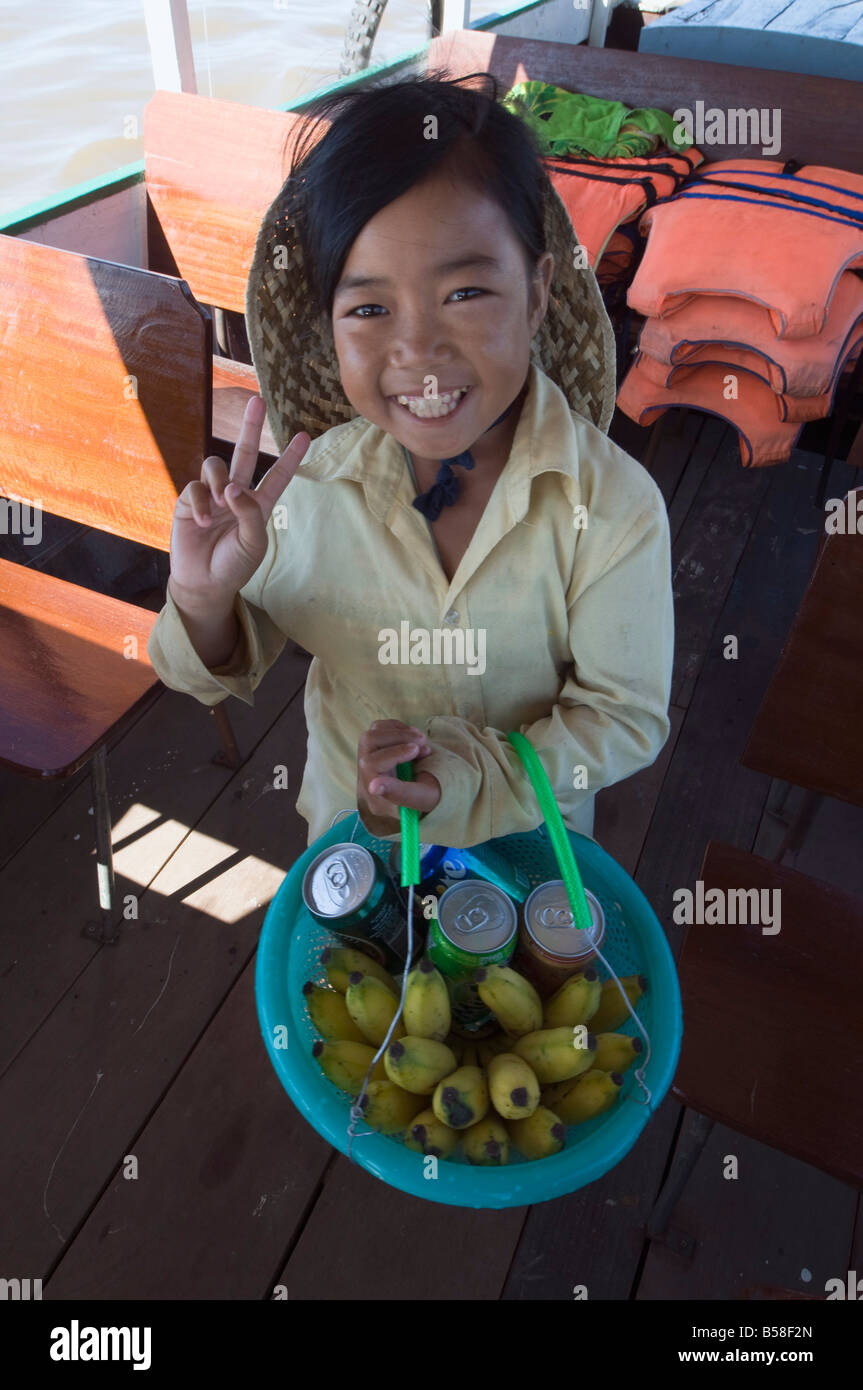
[0,0,496,223]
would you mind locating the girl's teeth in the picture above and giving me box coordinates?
[396,387,468,418]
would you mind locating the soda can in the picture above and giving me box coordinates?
[515,879,606,997]
[428,880,518,1037]
[416,844,531,919]
[302,842,416,973]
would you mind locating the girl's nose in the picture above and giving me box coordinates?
[388,307,449,364]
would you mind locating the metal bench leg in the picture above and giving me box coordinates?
[210,702,242,769]
[83,743,120,944]
[647,1111,714,1241]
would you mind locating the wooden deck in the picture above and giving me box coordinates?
[2,410,861,1301]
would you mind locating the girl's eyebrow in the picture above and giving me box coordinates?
[335,253,502,296]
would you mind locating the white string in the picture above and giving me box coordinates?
[346,881,416,1158]
[589,937,653,1109]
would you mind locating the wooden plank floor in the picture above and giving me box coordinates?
[1,414,861,1300]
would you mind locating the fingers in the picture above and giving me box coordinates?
[359,720,429,750]
[201,455,230,508]
[183,479,215,526]
[361,739,430,794]
[255,430,312,518]
[222,480,267,557]
[366,770,441,812]
[228,395,268,492]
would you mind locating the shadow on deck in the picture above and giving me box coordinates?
[1,412,861,1301]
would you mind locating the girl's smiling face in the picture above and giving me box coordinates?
[331,165,554,459]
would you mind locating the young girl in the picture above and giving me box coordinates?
[147,72,674,851]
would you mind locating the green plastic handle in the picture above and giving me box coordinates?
[395,762,420,887]
[506,730,592,932]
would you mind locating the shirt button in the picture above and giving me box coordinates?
[444,608,459,625]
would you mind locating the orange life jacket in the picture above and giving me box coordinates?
[630,160,863,338]
[617,354,804,466]
[638,271,863,395]
[544,147,702,269]
[635,349,832,423]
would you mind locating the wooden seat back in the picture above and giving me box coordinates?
[673,839,863,1188]
[144,91,320,315]
[427,29,863,174]
[0,234,211,552]
[742,487,863,807]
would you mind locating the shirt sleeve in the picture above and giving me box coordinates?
[146,507,289,708]
[400,496,674,848]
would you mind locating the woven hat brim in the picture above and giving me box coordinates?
[245,156,617,451]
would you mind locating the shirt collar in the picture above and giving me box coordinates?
[293,361,586,522]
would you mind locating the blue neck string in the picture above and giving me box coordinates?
[410,391,522,521]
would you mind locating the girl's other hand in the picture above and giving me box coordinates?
[357,720,441,826]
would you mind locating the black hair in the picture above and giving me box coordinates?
[279,69,549,320]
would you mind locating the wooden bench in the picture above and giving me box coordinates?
[740,487,863,857]
[649,839,863,1224]
[0,234,229,941]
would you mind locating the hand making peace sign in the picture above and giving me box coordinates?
[168,395,310,606]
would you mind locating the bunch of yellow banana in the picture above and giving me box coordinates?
[511,1027,597,1083]
[402,958,451,1041]
[474,964,543,1036]
[345,971,405,1046]
[305,942,633,1164]
[589,975,648,1032]
[384,1036,458,1094]
[432,1065,489,1129]
[542,968,602,1028]
[320,945,399,995]
[542,1070,623,1124]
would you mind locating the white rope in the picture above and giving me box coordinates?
[346,881,416,1158]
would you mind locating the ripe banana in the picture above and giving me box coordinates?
[432,1065,489,1130]
[345,971,405,1046]
[320,945,398,995]
[357,1080,426,1134]
[402,958,451,1041]
[404,1109,459,1158]
[589,975,648,1032]
[384,1036,457,1094]
[312,1039,387,1095]
[593,1032,644,1074]
[507,1106,566,1160]
[487,1052,541,1120]
[542,969,602,1029]
[511,1027,597,1084]
[548,1069,624,1124]
[462,1115,510,1165]
[302,981,367,1043]
[474,964,543,1037]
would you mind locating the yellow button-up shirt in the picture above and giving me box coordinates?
[147,362,674,850]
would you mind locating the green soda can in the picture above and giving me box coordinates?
[302,842,416,973]
[428,880,518,1037]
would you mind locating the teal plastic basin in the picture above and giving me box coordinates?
[256,816,682,1208]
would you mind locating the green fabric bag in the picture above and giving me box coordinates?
[502,79,691,160]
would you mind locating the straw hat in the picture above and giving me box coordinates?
[245,144,617,451]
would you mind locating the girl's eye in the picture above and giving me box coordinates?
[449,287,485,302]
[346,287,486,318]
